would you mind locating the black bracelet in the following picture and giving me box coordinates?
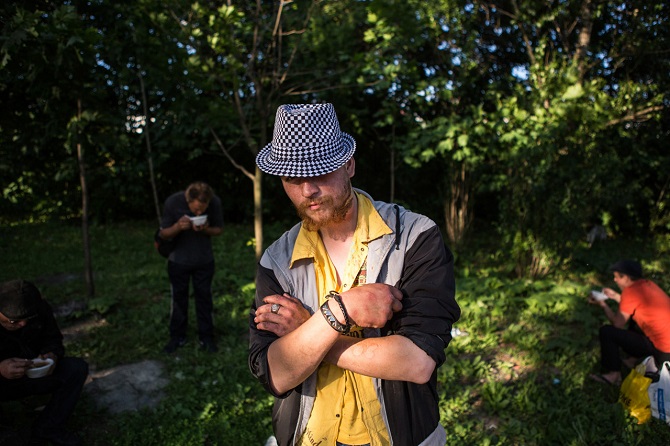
[320,297,351,334]
[327,290,351,327]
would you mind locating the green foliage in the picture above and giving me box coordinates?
[2,0,669,260]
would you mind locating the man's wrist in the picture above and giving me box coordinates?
[328,291,351,325]
[320,295,351,334]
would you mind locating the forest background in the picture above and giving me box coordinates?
[1,1,670,445]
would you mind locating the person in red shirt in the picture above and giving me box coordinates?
[588,259,670,385]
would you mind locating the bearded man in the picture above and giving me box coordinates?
[248,103,460,446]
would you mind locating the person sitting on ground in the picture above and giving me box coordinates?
[588,259,670,386]
[0,279,89,446]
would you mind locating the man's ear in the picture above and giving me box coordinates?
[345,157,356,178]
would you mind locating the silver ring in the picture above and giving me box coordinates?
[271,303,281,314]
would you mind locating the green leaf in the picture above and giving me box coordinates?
[561,84,584,100]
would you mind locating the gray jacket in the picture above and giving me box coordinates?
[249,190,460,445]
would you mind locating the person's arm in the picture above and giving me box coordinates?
[602,287,621,303]
[201,225,222,236]
[160,215,191,239]
[324,225,459,384]
[0,358,32,379]
[196,195,223,237]
[594,298,630,328]
[253,225,459,389]
[324,334,436,384]
[590,288,629,328]
[250,261,403,395]
[264,284,402,395]
[254,285,423,388]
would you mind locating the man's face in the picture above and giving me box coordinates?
[613,271,632,289]
[0,311,32,331]
[281,159,355,232]
[187,199,209,216]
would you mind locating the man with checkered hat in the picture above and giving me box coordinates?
[249,103,460,446]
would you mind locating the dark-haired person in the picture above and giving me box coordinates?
[248,103,460,446]
[159,181,224,354]
[588,259,670,386]
[0,279,89,446]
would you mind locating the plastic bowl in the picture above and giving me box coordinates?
[26,358,54,379]
[190,215,207,226]
[590,290,608,302]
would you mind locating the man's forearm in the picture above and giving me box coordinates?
[266,311,342,394]
[602,304,627,328]
[324,334,436,384]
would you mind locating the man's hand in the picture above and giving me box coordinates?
[176,215,192,231]
[39,352,58,375]
[339,283,403,328]
[192,221,209,232]
[40,352,57,362]
[255,293,311,337]
[587,294,608,308]
[602,287,621,303]
[0,357,32,379]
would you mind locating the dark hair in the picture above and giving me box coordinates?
[609,259,643,281]
[185,182,213,204]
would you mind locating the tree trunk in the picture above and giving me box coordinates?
[138,70,162,224]
[76,98,94,299]
[574,0,593,82]
[253,166,264,261]
[444,163,472,247]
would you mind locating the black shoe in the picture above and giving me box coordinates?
[163,337,187,354]
[33,429,82,446]
[199,338,218,353]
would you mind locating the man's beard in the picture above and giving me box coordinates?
[296,182,354,232]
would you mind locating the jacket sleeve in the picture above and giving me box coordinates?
[248,262,292,398]
[390,224,460,367]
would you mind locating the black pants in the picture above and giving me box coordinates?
[599,324,670,372]
[0,357,89,434]
[167,260,215,341]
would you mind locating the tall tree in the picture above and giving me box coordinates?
[175,0,369,258]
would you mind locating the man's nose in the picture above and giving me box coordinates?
[300,181,319,197]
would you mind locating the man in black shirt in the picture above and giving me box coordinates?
[159,181,224,354]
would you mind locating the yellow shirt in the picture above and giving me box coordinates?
[293,193,392,446]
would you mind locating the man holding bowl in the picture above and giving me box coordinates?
[0,279,89,446]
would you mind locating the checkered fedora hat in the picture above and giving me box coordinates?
[256,103,356,177]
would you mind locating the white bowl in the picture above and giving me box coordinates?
[26,358,54,378]
[590,290,608,302]
[190,215,207,226]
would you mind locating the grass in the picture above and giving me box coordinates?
[1,220,670,445]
